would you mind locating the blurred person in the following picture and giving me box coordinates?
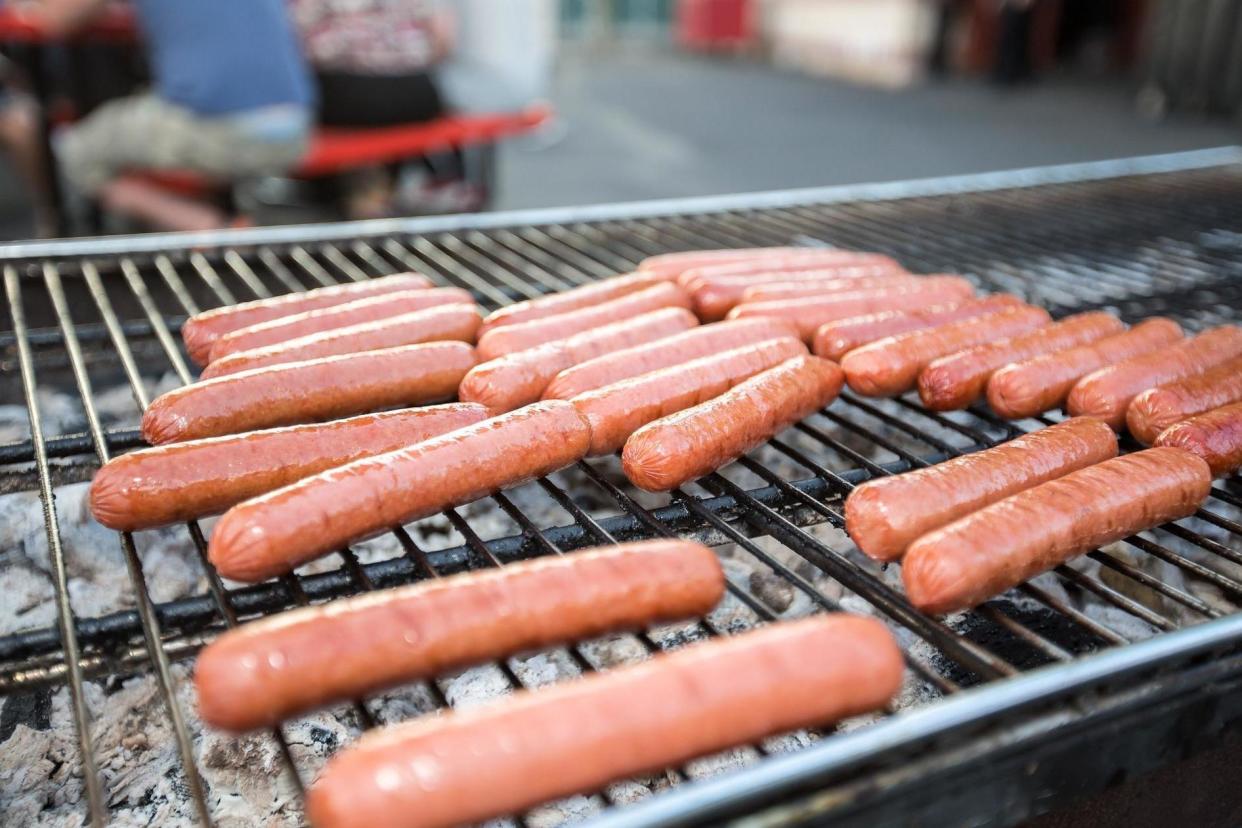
[436,0,556,114]
[0,56,57,235]
[32,0,314,231]
[289,0,449,127]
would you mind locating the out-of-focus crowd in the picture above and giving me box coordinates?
[0,0,555,234]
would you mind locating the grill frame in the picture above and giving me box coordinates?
[2,147,1242,827]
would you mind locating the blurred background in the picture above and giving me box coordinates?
[0,0,1237,241]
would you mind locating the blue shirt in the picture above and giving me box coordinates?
[133,0,315,115]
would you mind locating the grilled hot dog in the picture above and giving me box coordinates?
[90,404,490,531]
[201,303,480,379]
[1067,326,1242,429]
[689,265,905,321]
[182,273,430,365]
[986,318,1183,420]
[622,355,843,491]
[475,282,691,360]
[143,341,475,444]
[842,305,1052,397]
[543,317,797,401]
[1126,355,1242,444]
[305,615,904,828]
[207,401,591,581]
[477,271,669,337]
[1155,401,1242,476]
[845,417,1117,562]
[727,276,975,341]
[811,295,1024,362]
[638,247,808,279]
[917,311,1125,411]
[207,287,474,363]
[571,337,807,456]
[902,447,1211,614]
[195,540,725,731]
[460,308,698,413]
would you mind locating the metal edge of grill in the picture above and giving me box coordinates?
[1,147,1241,827]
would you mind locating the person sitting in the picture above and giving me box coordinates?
[34,0,315,231]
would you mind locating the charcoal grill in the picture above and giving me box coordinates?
[3,147,1242,827]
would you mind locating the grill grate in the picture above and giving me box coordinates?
[2,150,1242,827]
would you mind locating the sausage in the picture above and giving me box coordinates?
[813,295,1025,361]
[572,337,807,456]
[845,417,1117,562]
[142,342,475,445]
[304,615,904,828]
[726,276,976,341]
[181,273,431,365]
[1066,326,1242,429]
[1126,355,1242,444]
[475,282,691,361]
[207,401,591,582]
[902,447,1211,614]
[460,308,698,413]
[689,265,906,321]
[674,251,902,290]
[208,287,474,362]
[542,316,797,400]
[638,247,809,279]
[90,404,490,531]
[841,305,1052,397]
[477,271,669,337]
[986,318,1184,420]
[918,311,1125,411]
[194,540,725,731]
[739,273,947,304]
[200,304,480,379]
[622,355,844,491]
[1155,401,1242,476]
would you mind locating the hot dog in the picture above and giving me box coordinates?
[572,337,807,456]
[200,304,480,379]
[727,276,976,341]
[841,305,1052,397]
[195,540,725,731]
[674,251,902,290]
[622,355,843,491]
[460,308,698,413]
[182,273,431,365]
[689,265,906,321]
[304,615,904,828]
[812,295,1025,361]
[845,417,1117,562]
[208,287,474,362]
[1155,401,1242,476]
[475,283,691,361]
[477,271,670,337]
[207,401,591,582]
[738,273,936,304]
[986,318,1184,420]
[142,342,475,444]
[90,404,490,531]
[918,311,1125,411]
[1067,326,1242,429]
[1126,355,1242,444]
[902,447,1211,614]
[542,316,797,401]
[638,247,809,279]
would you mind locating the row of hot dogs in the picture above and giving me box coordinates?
[192,540,903,828]
[80,245,1238,827]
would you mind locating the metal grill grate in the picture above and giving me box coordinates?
[3,149,1242,827]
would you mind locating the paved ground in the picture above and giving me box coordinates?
[494,46,1239,211]
[0,46,1237,239]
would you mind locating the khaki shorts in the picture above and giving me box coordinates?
[59,94,310,195]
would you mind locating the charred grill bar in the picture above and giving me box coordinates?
[1,148,1242,826]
